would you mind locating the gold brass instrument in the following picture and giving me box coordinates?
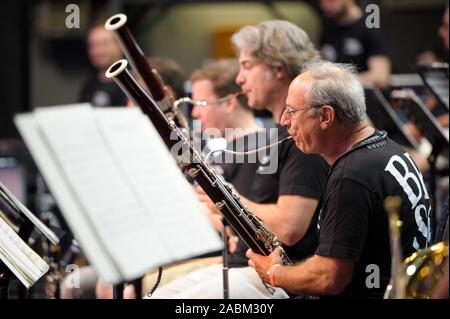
[384,196,448,298]
[403,241,448,298]
[384,196,406,299]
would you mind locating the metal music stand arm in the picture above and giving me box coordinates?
[221,217,230,299]
[132,277,142,299]
[364,85,419,150]
[113,283,124,299]
[112,276,143,299]
[418,63,449,111]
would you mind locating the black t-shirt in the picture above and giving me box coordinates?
[211,131,265,196]
[79,73,128,107]
[229,125,329,267]
[316,131,432,299]
[320,16,388,72]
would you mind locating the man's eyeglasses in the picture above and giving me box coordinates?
[281,106,310,121]
[193,95,232,107]
[174,93,243,109]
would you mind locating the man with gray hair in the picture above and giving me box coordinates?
[232,20,319,120]
[247,60,432,298]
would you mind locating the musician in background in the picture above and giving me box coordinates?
[319,0,391,89]
[79,24,128,107]
[190,58,264,199]
[247,60,431,298]
[149,20,329,299]
[130,56,186,105]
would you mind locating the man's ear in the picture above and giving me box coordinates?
[272,65,286,80]
[319,105,335,130]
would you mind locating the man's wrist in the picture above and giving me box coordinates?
[267,263,281,287]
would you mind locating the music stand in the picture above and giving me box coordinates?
[418,63,449,111]
[391,89,449,229]
[113,278,143,299]
[113,283,124,299]
[112,279,142,299]
[0,218,32,299]
[364,85,419,149]
[0,193,18,297]
[221,217,230,299]
[0,189,33,299]
[0,182,59,299]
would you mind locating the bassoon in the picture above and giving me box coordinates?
[106,59,291,265]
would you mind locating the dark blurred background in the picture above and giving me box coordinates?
[1,0,448,139]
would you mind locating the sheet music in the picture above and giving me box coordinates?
[95,108,223,262]
[14,111,121,283]
[0,216,49,288]
[16,105,222,283]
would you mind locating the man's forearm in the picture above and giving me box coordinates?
[239,197,283,234]
[275,257,335,296]
[240,195,318,245]
[359,56,391,89]
[274,255,353,296]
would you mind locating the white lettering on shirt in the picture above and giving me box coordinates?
[385,153,431,249]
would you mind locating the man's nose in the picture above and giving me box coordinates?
[236,70,245,86]
[280,111,290,128]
